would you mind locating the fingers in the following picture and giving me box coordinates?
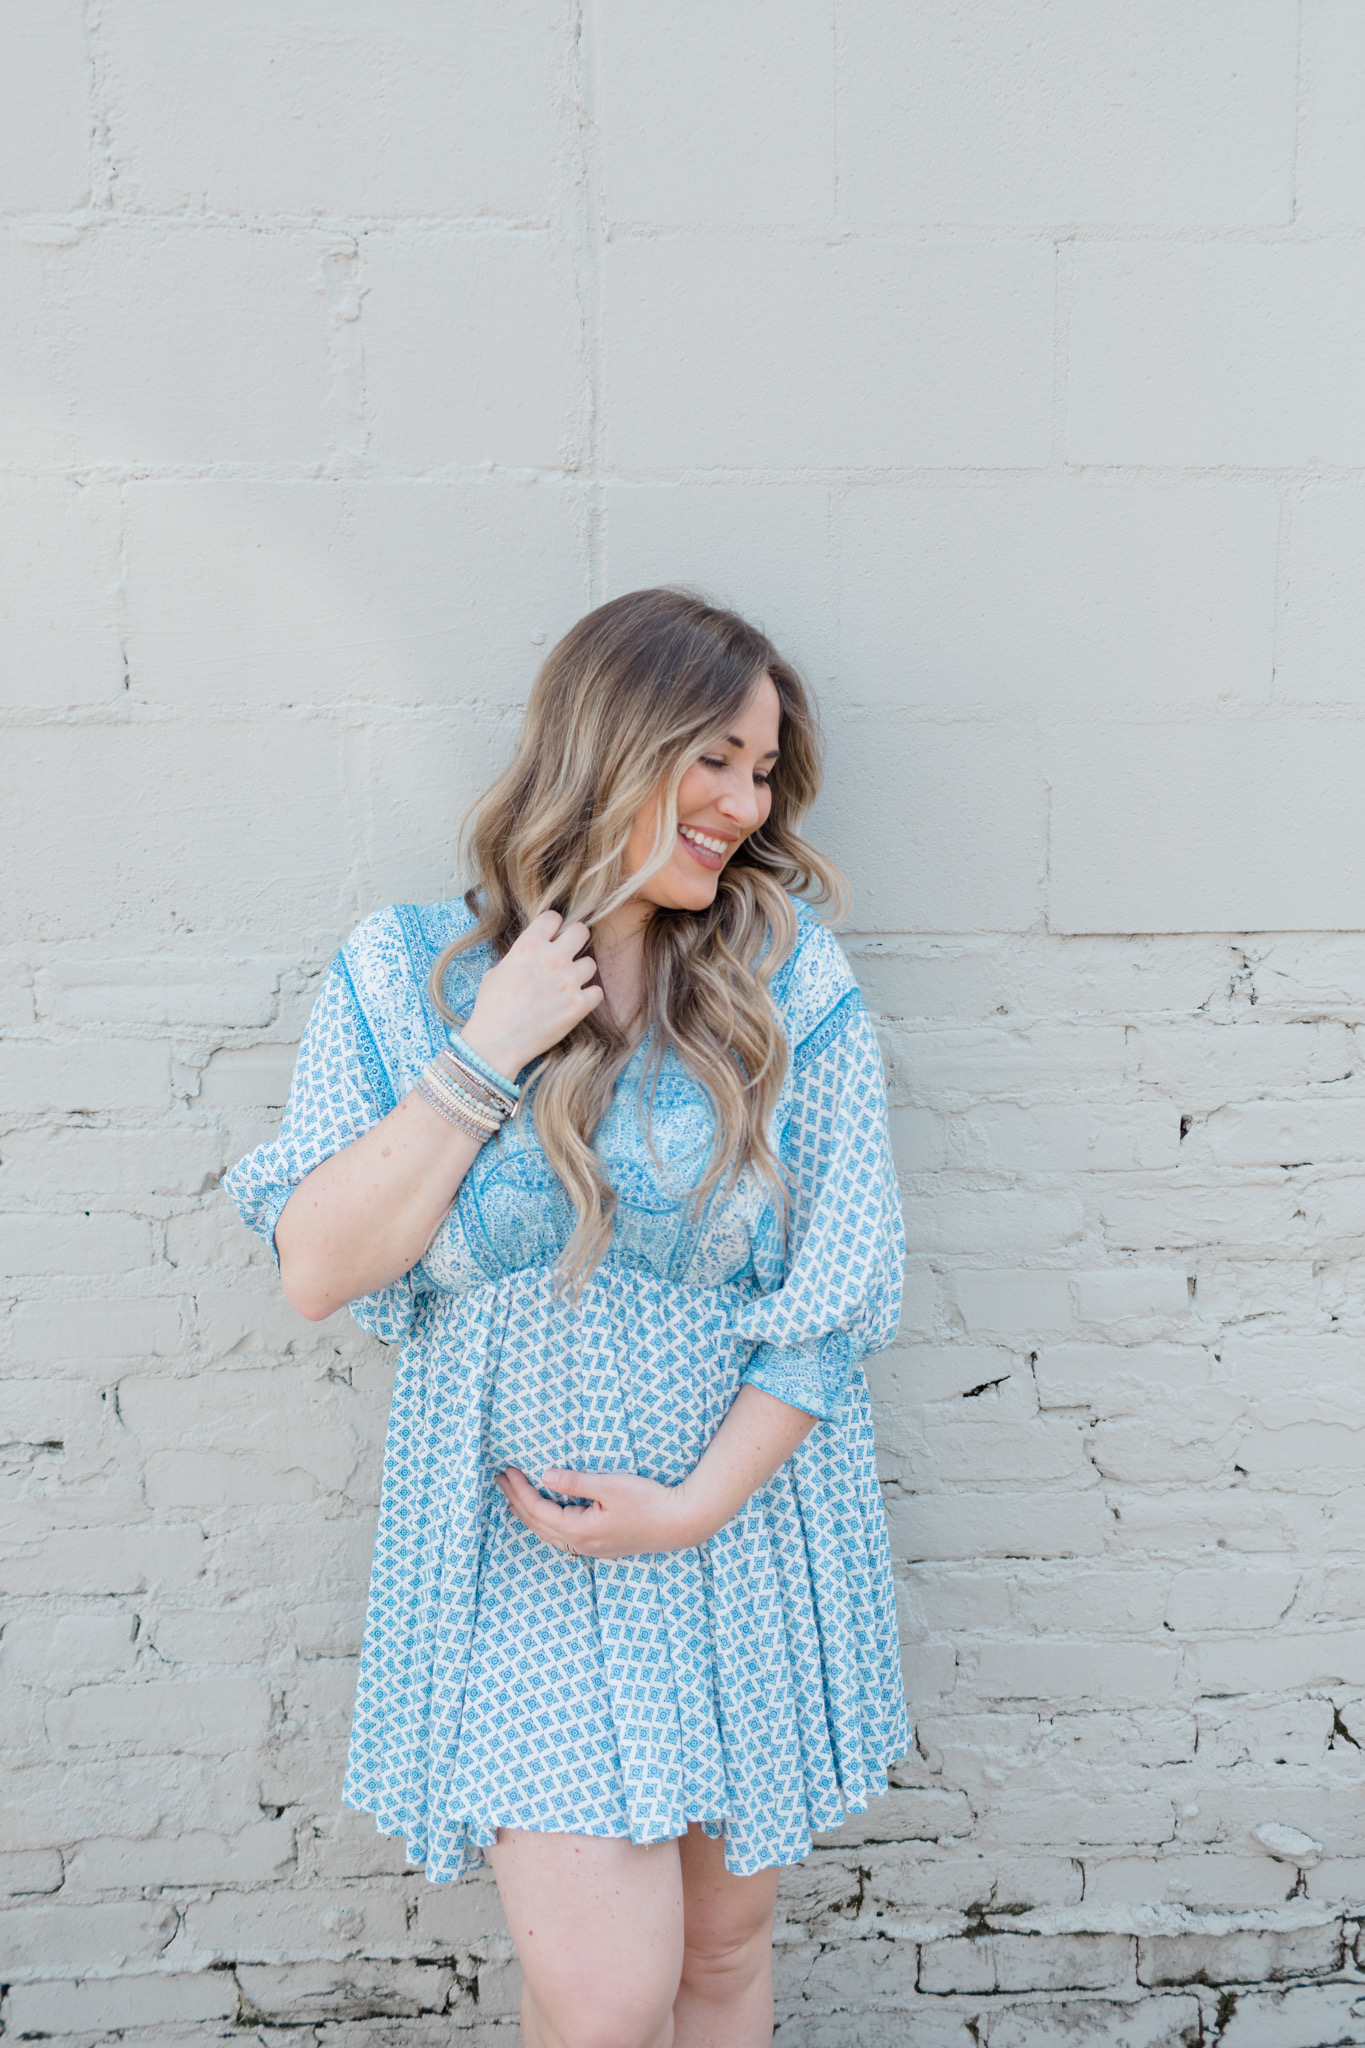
[497,1466,551,1514]
[551,918,593,959]
[497,1465,591,1525]
[471,909,605,1070]
[496,1477,556,1539]
[512,913,595,978]
[495,1467,681,1562]
[544,1469,603,1499]
[520,910,590,952]
[496,1467,600,1555]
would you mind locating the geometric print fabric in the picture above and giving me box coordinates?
[225,897,910,1880]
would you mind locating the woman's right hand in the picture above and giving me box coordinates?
[277,913,603,1321]
[460,910,604,1079]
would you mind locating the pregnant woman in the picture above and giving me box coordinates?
[226,589,908,2048]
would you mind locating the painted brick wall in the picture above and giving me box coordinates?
[5,4,1365,2042]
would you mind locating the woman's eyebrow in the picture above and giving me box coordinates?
[723,736,780,757]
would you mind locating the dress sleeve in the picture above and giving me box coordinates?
[220,949,417,1345]
[735,973,905,1424]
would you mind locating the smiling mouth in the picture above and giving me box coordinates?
[677,824,732,871]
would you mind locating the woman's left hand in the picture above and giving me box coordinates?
[496,1390,816,1560]
[495,1465,697,1559]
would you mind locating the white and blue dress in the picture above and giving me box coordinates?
[225,895,909,1880]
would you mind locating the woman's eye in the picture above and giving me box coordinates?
[697,755,771,783]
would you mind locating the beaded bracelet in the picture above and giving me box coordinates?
[416,1065,502,1142]
[417,1091,493,1143]
[446,1030,521,1103]
[435,1049,512,1118]
[421,1060,502,1130]
[415,1030,520,1147]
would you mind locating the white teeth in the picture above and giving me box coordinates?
[681,827,727,855]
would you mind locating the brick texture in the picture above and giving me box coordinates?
[5,4,1365,2043]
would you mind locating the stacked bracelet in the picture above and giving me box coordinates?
[446,1030,520,1103]
[435,1051,512,1116]
[415,1062,500,1140]
[415,1034,520,1145]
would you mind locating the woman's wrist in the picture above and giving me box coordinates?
[459,1019,530,1084]
[666,1388,818,1551]
[408,1082,493,1155]
[667,1471,721,1550]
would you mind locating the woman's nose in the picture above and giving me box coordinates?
[717,779,762,829]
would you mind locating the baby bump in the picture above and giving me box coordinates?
[482,1264,750,1488]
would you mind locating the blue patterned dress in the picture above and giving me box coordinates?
[225,895,909,1880]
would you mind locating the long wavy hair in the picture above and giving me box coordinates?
[431,588,848,1286]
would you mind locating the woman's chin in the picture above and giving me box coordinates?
[643,869,722,914]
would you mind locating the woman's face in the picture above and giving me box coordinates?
[623,672,782,914]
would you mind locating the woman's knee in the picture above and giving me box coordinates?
[528,1987,674,2048]
[679,1918,772,2002]
[676,1830,777,1996]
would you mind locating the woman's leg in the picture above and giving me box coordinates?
[490,1828,685,2048]
[673,1825,780,2048]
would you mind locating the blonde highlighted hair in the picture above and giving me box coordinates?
[432,588,848,1285]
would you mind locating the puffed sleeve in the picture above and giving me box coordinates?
[735,932,905,1423]
[221,947,417,1345]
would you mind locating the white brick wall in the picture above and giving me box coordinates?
[6,4,1365,2041]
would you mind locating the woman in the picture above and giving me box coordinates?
[225,589,908,2048]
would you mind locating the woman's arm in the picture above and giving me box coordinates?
[276,911,603,1321]
[275,1094,483,1321]
[495,1384,817,1557]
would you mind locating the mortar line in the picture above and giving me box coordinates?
[10,700,1365,731]
[80,0,115,216]
[1292,0,1306,225]
[567,0,606,605]
[20,460,1365,489]
[1269,487,1293,706]
[1040,735,1054,938]
[1048,237,1071,475]
[114,479,131,695]
[831,0,845,234]
[317,235,369,476]
[10,210,1365,245]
